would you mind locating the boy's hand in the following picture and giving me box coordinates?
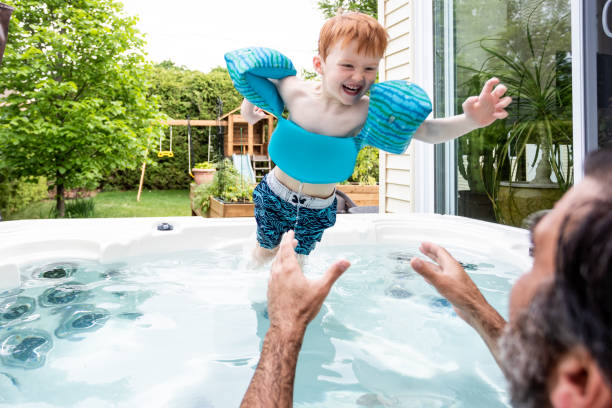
[240,98,268,125]
[462,78,512,128]
[268,231,350,335]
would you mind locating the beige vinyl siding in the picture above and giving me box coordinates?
[379,0,415,213]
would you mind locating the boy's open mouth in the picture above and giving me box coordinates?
[342,83,362,96]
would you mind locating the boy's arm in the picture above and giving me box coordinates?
[412,78,511,144]
[240,76,300,125]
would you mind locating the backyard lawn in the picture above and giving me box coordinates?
[3,190,192,220]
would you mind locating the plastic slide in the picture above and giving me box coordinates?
[232,154,256,184]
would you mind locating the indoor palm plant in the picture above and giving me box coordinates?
[464,1,573,226]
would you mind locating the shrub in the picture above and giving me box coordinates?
[346,146,379,185]
[0,176,48,216]
[193,161,216,169]
[49,198,95,218]
[192,159,254,214]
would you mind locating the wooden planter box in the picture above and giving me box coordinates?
[189,184,254,217]
[336,184,379,207]
[209,196,254,218]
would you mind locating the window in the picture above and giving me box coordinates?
[433,0,573,227]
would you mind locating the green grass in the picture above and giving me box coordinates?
[4,190,191,220]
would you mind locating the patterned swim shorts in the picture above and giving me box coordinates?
[253,172,337,255]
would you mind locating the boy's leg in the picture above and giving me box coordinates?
[251,175,294,266]
[293,199,338,255]
[251,242,279,267]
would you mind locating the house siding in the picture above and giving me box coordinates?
[379,0,415,213]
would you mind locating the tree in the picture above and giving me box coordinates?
[317,0,377,18]
[0,0,164,216]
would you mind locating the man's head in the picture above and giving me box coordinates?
[501,149,612,407]
[509,149,612,319]
[313,12,388,106]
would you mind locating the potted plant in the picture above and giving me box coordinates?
[192,161,217,185]
[191,159,255,217]
[465,2,573,226]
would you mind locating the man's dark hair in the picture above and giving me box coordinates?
[500,283,572,408]
[500,148,612,407]
[584,148,612,188]
[555,199,612,386]
[500,198,612,407]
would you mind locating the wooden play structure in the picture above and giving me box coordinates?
[136,106,276,201]
[220,107,274,181]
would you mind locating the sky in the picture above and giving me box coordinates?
[119,0,327,74]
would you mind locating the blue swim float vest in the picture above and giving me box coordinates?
[224,47,433,184]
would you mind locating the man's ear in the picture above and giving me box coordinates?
[549,347,612,408]
[313,55,323,75]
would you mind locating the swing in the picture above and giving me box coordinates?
[158,126,174,158]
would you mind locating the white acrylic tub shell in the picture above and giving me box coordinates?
[0,214,531,292]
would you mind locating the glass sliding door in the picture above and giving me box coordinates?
[434,0,574,227]
[597,0,612,149]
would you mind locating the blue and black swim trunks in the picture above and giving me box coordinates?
[253,171,337,255]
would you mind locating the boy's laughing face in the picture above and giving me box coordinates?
[314,39,381,106]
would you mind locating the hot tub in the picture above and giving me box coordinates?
[0,214,530,407]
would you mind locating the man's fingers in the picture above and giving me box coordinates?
[318,260,350,293]
[418,242,442,263]
[480,77,499,98]
[279,231,297,267]
[419,242,459,270]
[411,257,442,284]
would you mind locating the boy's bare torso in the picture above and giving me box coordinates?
[273,76,369,198]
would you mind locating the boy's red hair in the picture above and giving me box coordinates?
[318,12,388,60]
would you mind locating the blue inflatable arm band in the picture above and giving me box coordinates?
[357,81,433,154]
[224,47,297,117]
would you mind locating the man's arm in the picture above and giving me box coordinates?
[241,231,350,408]
[410,242,507,367]
[412,77,511,144]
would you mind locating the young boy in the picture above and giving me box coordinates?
[226,12,510,264]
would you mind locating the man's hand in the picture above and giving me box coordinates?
[241,98,268,125]
[240,231,350,408]
[410,242,488,325]
[410,242,507,366]
[462,77,512,128]
[268,231,350,336]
